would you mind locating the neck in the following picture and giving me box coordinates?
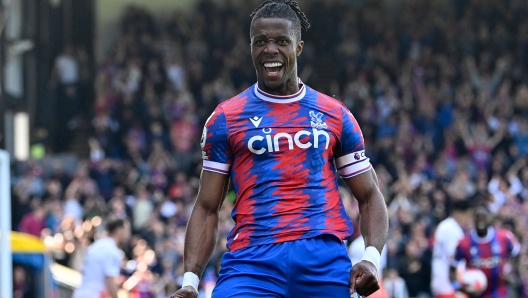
[451,213,465,226]
[258,75,299,96]
[109,234,119,245]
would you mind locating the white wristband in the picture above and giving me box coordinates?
[361,246,381,272]
[182,272,200,292]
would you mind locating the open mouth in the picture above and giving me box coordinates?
[263,62,283,75]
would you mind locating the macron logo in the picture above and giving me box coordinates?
[250,116,263,128]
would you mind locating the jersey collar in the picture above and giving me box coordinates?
[254,78,306,103]
[470,227,495,244]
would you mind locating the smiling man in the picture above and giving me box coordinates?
[170,1,388,297]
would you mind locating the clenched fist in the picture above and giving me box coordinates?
[349,260,380,297]
[170,286,198,298]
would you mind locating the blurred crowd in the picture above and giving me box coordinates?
[10,0,528,297]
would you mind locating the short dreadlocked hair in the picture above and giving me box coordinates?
[250,0,310,41]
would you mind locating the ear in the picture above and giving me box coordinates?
[296,40,304,57]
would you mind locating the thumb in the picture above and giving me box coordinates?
[349,270,360,294]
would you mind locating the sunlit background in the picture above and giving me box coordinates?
[1,0,528,297]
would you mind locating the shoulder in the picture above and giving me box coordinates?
[456,235,471,248]
[217,87,253,112]
[436,218,451,229]
[106,241,123,259]
[497,229,516,241]
[97,238,118,251]
[435,222,459,243]
[309,87,349,111]
[434,220,450,237]
[438,218,462,233]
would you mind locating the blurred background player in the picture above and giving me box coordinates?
[170,0,388,297]
[431,200,472,298]
[453,204,521,298]
[73,218,128,298]
[5,0,528,297]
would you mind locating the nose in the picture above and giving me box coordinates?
[263,41,279,55]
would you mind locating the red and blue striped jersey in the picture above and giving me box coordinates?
[455,227,520,298]
[201,82,371,251]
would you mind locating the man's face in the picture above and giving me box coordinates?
[250,18,304,91]
[116,224,130,245]
[474,207,490,234]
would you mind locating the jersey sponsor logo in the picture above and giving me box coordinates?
[310,111,328,129]
[471,256,501,269]
[247,128,330,155]
[249,116,263,128]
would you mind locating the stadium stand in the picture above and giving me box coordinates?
[10,0,528,296]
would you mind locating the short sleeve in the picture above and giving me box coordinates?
[505,231,521,257]
[201,107,232,175]
[454,243,466,263]
[104,251,122,277]
[335,108,372,178]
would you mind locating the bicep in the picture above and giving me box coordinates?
[198,107,232,212]
[344,168,380,204]
[196,170,229,212]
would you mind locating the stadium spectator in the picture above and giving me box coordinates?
[13,265,34,298]
[11,0,528,296]
[18,199,48,237]
[383,268,408,298]
[48,44,81,151]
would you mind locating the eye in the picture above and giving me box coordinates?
[278,39,289,45]
[254,40,265,46]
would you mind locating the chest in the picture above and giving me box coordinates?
[227,105,340,158]
[467,241,507,269]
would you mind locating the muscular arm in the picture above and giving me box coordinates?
[344,168,388,253]
[184,170,229,277]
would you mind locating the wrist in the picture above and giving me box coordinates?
[361,246,381,273]
[182,272,200,292]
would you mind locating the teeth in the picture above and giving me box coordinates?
[264,62,283,67]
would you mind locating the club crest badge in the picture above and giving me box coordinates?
[309,111,328,129]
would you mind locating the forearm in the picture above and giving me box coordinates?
[105,277,119,298]
[449,265,458,283]
[358,196,388,252]
[183,204,219,277]
[358,170,388,253]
